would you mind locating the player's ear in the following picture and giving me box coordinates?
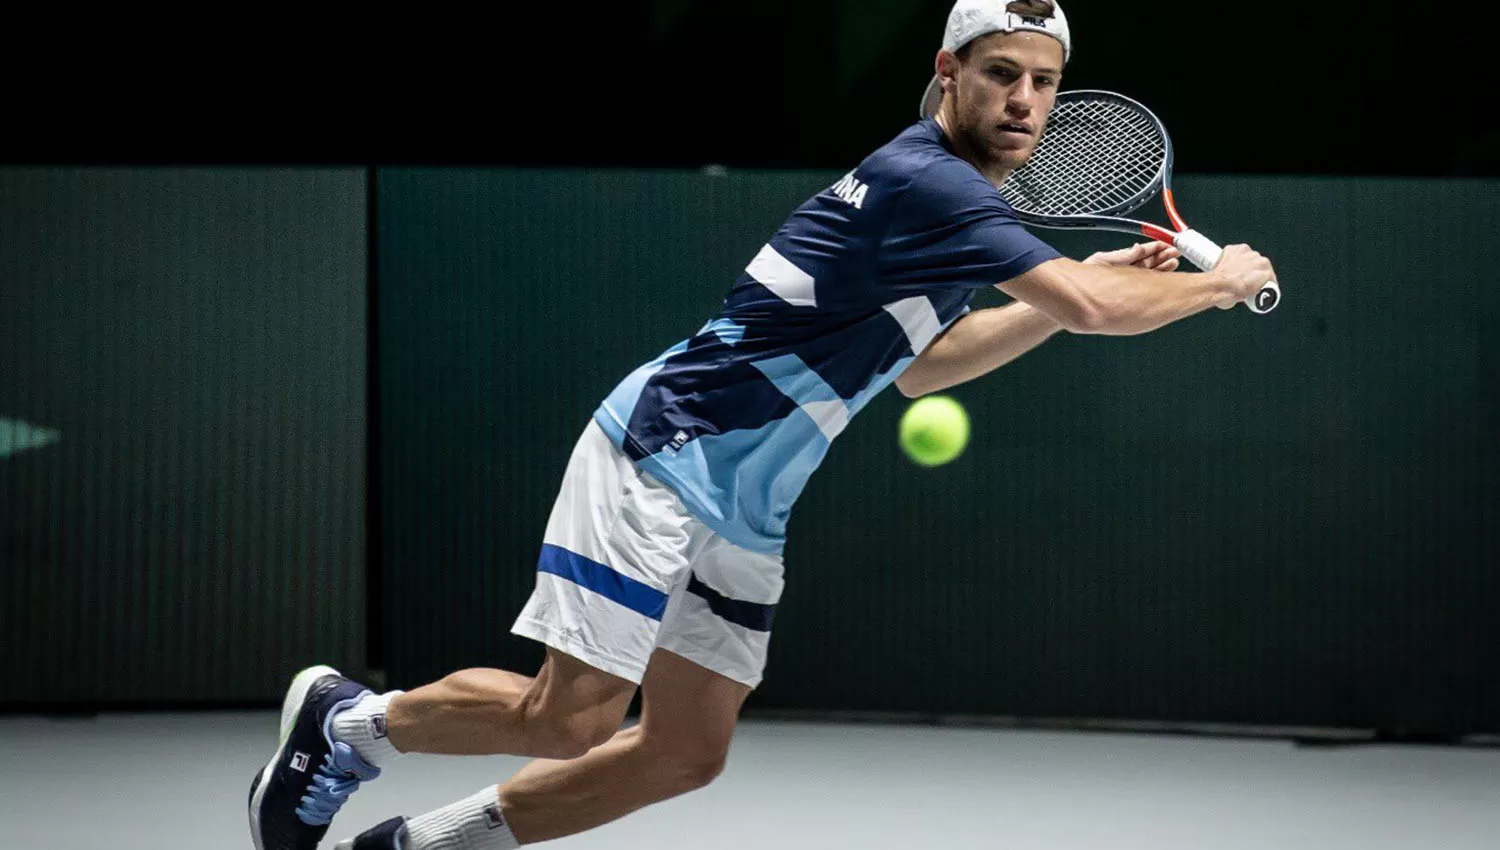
[936,49,960,85]
[935,49,961,90]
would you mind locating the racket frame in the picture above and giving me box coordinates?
[1000,89,1280,314]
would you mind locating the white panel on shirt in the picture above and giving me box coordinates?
[799,398,850,442]
[883,296,942,355]
[746,245,817,307]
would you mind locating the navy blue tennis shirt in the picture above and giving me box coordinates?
[594,117,1062,554]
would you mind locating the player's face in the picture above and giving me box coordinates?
[944,32,1063,173]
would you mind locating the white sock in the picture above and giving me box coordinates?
[404,786,519,850]
[330,691,406,768]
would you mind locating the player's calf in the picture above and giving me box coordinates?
[516,689,626,760]
[382,650,635,759]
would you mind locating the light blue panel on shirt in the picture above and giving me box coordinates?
[702,317,746,347]
[598,339,691,433]
[635,409,833,555]
[751,353,846,408]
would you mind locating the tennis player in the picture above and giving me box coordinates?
[250,1,1277,847]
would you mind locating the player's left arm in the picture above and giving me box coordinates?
[895,243,1179,398]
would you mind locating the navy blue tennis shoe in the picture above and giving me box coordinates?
[335,817,409,849]
[249,665,381,850]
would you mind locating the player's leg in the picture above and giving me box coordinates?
[247,651,637,850]
[382,647,636,759]
[335,649,751,850]
[497,647,751,843]
[335,518,783,849]
[493,531,782,843]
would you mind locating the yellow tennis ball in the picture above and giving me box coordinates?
[899,395,970,467]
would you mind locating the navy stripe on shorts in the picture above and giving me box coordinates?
[687,573,776,632]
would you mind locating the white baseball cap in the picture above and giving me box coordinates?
[919,0,1072,117]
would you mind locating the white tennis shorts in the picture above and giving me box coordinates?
[511,419,784,687]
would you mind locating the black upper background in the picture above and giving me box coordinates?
[4,0,1494,177]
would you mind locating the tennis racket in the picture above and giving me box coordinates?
[998,89,1281,314]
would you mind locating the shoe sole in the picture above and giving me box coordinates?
[248,664,342,850]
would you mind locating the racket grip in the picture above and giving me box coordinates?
[1173,230,1280,315]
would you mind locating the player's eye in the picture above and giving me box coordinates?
[987,67,1016,81]
[1035,76,1056,89]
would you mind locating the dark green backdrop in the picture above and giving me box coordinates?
[0,169,369,704]
[377,169,1500,735]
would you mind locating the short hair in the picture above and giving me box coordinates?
[955,1,1060,61]
[1005,0,1057,16]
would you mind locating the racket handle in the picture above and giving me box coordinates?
[1173,230,1281,315]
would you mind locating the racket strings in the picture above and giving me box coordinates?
[999,96,1168,217]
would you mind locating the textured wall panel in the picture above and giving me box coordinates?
[0,169,368,704]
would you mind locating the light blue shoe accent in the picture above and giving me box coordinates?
[294,694,380,826]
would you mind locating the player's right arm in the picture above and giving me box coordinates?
[998,244,1276,336]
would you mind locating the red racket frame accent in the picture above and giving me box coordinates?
[1139,188,1189,244]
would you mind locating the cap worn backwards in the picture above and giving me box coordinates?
[919,0,1072,118]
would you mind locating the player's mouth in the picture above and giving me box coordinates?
[996,121,1033,141]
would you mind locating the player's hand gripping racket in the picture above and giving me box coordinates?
[998,89,1281,314]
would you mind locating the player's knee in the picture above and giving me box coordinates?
[673,749,728,792]
[644,736,730,794]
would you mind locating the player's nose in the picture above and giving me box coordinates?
[1006,78,1038,114]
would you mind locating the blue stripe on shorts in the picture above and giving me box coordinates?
[537,544,670,621]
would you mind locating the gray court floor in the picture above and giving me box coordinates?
[2,711,1498,849]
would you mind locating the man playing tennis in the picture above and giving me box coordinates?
[250,1,1277,847]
